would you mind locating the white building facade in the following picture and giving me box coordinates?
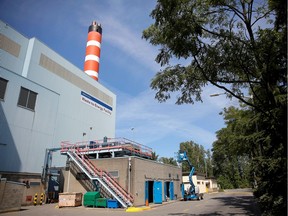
[182,174,218,194]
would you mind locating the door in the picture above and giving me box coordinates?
[145,181,149,206]
[164,181,170,200]
[169,181,174,200]
[164,182,167,201]
[153,181,162,204]
[181,183,185,198]
[145,181,154,205]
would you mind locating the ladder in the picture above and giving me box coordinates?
[65,149,133,208]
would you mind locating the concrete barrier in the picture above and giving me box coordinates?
[0,178,26,213]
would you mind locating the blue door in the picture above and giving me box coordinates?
[145,181,149,206]
[164,182,167,201]
[181,183,185,198]
[169,181,174,200]
[153,181,162,204]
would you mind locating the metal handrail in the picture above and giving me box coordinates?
[66,149,133,207]
[60,137,152,158]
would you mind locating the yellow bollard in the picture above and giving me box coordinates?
[40,193,44,205]
[34,193,38,206]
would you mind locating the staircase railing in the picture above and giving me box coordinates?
[65,149,133,208]
[81,154,133,202]
[69,161,96,191]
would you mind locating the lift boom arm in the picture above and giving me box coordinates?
[177,152,195,194]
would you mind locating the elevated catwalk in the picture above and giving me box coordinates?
[61,138,152,159]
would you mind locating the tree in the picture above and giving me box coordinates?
[212,106,253,189]
[205,149,213,178]
[151,151,159,161]
[143,0,286,113]
[143,0,287,215]
[179,141,212,177]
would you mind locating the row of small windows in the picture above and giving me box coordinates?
[0,77,38,111]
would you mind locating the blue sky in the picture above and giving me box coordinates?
[0,0,236,158]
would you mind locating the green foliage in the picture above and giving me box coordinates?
[212,103,287,215]
[143,0,278,106]
[179,141,212,177]
[212,107,254,189]
[143,0,287,215]
[268,0,287,29]
[151,151,159,161]
[216,175,234,189]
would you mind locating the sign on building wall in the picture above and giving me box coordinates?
[80,91,112,115]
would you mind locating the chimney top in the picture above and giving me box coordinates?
[89,21,102,34]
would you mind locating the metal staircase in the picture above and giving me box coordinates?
[69,161,96,192]
[65,149,133,208]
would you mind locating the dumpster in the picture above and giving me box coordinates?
[96,198,107,208]
[59,192,82,207]
[83,191,100,207]
[107,199,119,208]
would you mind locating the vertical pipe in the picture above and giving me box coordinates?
[67,170,70,192]
[128,157,131,193]
[84,21,102,81]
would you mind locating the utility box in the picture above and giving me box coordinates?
[96,198,107,208]
[83,191,100,207]
[58,192,82,207]
[107,199,119,208]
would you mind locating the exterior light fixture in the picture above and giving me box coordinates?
[210,93,225,97]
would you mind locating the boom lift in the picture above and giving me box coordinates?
[177,151,203,200]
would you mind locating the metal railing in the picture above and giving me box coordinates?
[61,137,152,159]
[65,149,133,207]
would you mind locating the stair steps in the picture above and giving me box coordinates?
[66,149,133,208]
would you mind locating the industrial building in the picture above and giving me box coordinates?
[0,19,182,208]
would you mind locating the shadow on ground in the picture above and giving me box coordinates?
[168,194,261,216]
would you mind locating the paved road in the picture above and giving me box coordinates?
[1,191,261,216]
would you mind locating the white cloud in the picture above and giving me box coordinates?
[103,18,159,73]
[115,85,232,154]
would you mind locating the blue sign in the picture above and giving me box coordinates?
[81,91,113,115]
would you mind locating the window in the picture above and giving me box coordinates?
[108,171,119,178]
[18,87,37,110]
[0,78,8,100]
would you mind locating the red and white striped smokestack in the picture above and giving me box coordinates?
[84,21,102,81]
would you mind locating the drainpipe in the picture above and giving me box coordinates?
[128,157,131,193]
[67,169,71,192]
